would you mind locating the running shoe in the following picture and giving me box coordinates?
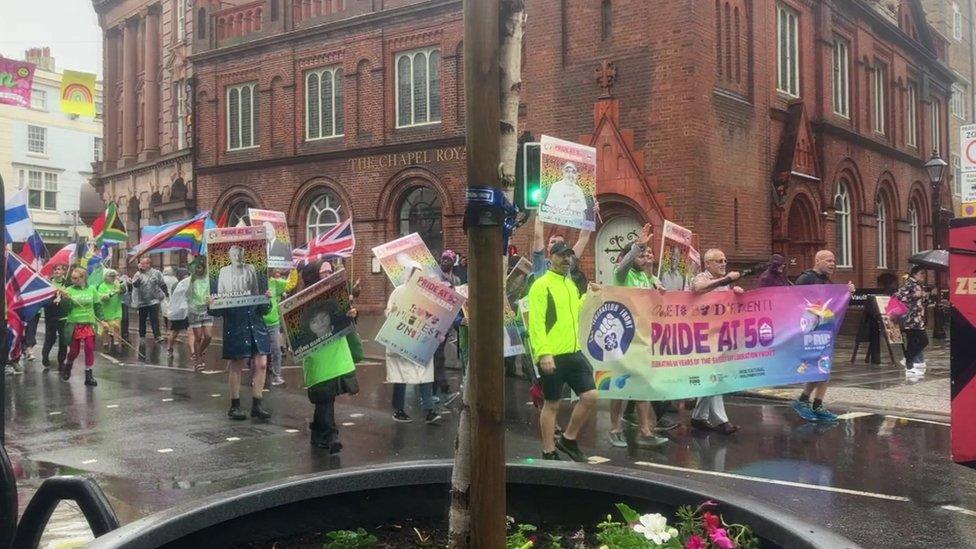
[441,391,460,407]
[654,416,680,432]
[271,375,286,386]
[812,406,838,422]
[425,410,443,424]
[555,434,587,462]
[393,409,413,423]
[608,430,627,448]
[635,434,669,448]
[542,451,561,460]
[792,399,819,422]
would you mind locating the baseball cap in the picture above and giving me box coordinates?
[549,242,573,256]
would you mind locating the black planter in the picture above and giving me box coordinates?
[87,460,857,548]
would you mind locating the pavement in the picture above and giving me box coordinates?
[3,320,975,549]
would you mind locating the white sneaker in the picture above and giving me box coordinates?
[906,368,924,378]
[915,362,927,371]
[899,358,906,367]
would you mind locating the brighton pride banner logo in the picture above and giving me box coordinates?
[0,58,36,108]
[580,285,850,400]
[60,70,96,117]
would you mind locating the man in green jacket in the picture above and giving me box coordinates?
[528,241,598,462]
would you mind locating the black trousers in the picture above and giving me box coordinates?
[138,304,161,338]
[904,329,929,367]
[42,315,67,367]
[433,339,449,394]
[24,312,41,349]
[307,382,338,444]
[120,306,130,340]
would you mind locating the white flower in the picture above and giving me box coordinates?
[632,513,679,545]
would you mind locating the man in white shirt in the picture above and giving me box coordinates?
[217,245,259,296]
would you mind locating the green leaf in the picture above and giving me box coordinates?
[615,503,641,524]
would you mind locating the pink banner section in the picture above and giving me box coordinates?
[0,58,36,108]
[950,218,976,467]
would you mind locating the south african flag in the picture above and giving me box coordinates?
[92,202,128,245]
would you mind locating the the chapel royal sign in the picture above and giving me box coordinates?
[349,146,466,171]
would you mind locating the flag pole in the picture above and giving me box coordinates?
[1,173,7,445]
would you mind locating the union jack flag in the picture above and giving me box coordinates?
[7,251,57,313]
[296,218,355,265]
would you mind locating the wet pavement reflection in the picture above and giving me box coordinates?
[3,333,976,548]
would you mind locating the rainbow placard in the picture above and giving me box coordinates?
[59,70,96,117]
[0,58,36,108]
[248,208,293,269]
[538,135,597,231]
[371,233,440,286]
[657,220,701,291]
[580,284,850,400]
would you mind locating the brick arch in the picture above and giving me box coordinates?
[376,167,455,223]
[596,192,666,236]
[875,171,901,219]
[288,177,354,245]
[908,181,930,224]
[213,185,265,220]
[828,158,865,213]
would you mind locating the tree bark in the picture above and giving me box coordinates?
[448,0,524,547]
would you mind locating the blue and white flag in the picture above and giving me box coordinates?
[5,189,35,244]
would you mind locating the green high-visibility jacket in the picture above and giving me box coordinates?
[64,285,103,326]
[527,269,582,361]
[303,335,356,387]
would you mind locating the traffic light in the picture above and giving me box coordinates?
[518,141,542,210]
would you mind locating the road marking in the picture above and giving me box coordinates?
[105,405,119,409]
[161,398,174,402]
[48,411,62,416]
[884,415,950,426]
[99,353,121,365]
[836,412,874,420]
[82,459,97,465]
[341,422,355,427]
[588,456,611,464]
[942,505,976,517]
[157,448,174,453]
[200,370,222,375]
[210,394,221,398]
[350,413,364,418]
[225,437,241,442]
[158,387,172,391]
[285,429,300,433]
[633,461,910,502]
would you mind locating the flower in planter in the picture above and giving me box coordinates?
[702,511,721,532]
[684,535,707,549]
[709,527,736,549]
[633,513,679,545]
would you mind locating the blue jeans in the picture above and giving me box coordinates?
[267,324,282,377]
[392,382,434,412]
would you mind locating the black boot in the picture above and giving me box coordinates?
[309,422,330,448]
[228,398,246,420]
[250,398,272,420]
[60,362,71,381]
[84,370,97,387]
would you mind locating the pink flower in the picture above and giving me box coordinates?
[702,512,721,532]
[684,534,707,549]
[709,528,736,549]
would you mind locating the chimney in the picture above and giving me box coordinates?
[24,47,55,72]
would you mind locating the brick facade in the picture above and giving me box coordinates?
[184,0,955,310]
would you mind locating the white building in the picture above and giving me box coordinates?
[0,47,102,251]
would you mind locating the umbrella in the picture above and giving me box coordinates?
[908,249,948,270]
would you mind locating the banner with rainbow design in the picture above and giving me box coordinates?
[248,208,293,269]
[580,284,850,401]
[371,232,439,287]
[538,135,597,231]
[59,70,96,117]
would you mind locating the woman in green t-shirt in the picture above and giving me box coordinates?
[59,267,106,386]
[187,258,214,369]
[96,269,126,352]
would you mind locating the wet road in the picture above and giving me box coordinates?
[4,335,976,548]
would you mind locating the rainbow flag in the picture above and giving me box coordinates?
[60,70,96,117]
[130,212,209,259]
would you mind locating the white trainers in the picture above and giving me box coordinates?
[915,362,927,371]
[906,368,925,379]
[899,358,906,367]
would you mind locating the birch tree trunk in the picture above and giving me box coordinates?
[448,1,525,547]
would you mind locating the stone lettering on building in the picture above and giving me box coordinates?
[348,146,466,171]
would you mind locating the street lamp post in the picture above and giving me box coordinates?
[924,151,948,340]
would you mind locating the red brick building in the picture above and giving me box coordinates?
[92,0,197,252]
[188,0,955,310]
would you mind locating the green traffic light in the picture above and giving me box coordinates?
[529,186,543,206]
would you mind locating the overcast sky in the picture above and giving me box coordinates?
[0,0,102,75]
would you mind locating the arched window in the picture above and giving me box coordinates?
[908,201,920,255]
[398,186,443,254]
[227,201,252,227]
[306,191,343,241]
[834,182,852,268]
[876,196,888,268]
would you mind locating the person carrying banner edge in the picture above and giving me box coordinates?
[690,248,744,435]
[792,250,855,422]
[529,240,601,462]
[608,224,673,450]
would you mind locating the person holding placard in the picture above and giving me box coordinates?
[209,294,274,421]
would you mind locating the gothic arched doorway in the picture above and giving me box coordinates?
[785,194,819,277]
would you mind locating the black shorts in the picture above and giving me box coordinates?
[540,352,595,402]
[170,319,189,331]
